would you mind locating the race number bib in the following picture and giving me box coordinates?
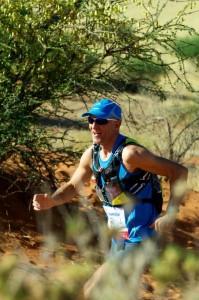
[103,206,129,240]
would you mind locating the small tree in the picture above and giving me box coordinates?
[0,0,197,186]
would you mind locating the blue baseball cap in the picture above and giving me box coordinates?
[81,98,122,120]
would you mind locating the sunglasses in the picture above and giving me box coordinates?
[88,116,109,125]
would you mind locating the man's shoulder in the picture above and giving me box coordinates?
[83,146,93,156]
[80,146,93,165]
[122,143,145,157]
[121,142,148,169]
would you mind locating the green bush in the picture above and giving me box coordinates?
[0,0,196,185]
[174,35,199,59]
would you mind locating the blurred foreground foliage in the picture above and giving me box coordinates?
[0,0,198,188]
[0,253,93,300]
[151,244,199,284]
[0,240,199,300]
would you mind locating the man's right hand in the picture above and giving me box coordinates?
[33,194,56,211]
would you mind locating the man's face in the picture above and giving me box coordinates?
[88,116,121,145]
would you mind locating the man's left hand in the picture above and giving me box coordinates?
[150,213,176,233]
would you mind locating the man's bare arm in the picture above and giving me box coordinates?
[122,145,188,232]
[33,147,93,211]
[52,147,93,203]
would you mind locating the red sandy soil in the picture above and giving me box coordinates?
[0,157,199,299]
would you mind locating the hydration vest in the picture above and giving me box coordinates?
[92,136,163,214]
